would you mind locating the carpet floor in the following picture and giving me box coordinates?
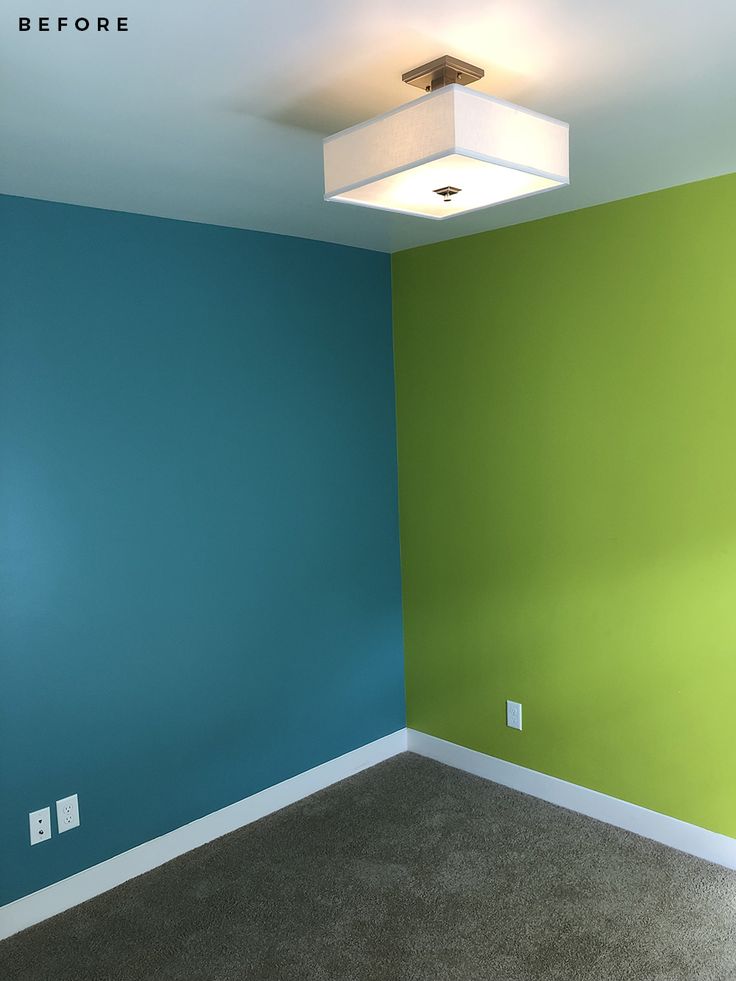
[3,753,736,981]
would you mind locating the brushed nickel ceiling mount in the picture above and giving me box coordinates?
[402,55,484,93]
[433,186,462,203]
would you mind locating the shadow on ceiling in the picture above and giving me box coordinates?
[220,41,533,136]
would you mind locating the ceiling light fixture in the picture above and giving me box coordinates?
[323,55,569,220]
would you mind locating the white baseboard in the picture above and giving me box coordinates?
[408,728,736,871]
[6,726,733,942]
[0,728,407,941]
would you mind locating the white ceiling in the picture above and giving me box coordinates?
[2,0,735,253]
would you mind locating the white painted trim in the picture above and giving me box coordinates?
[8,725,732,942]
[408,729,736,871]
[0,729,407,940]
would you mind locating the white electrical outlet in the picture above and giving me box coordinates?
[506,699,523,730]
[29,807,52,845]
[56,794,80,833]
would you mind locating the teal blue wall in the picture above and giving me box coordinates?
[0,195,405,905]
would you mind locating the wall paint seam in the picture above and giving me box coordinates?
[390,254,409,721]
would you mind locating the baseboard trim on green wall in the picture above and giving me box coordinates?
[407,729,736,871]
[0,729,407,941]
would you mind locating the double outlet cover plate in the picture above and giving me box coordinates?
[29,794,80,845]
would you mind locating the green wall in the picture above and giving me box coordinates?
[393,172,736,838]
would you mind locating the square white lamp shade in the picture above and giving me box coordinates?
[323,84,569,220]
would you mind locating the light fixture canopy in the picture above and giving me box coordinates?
[323,57,569,220]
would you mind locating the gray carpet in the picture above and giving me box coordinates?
[3,753,736,981]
